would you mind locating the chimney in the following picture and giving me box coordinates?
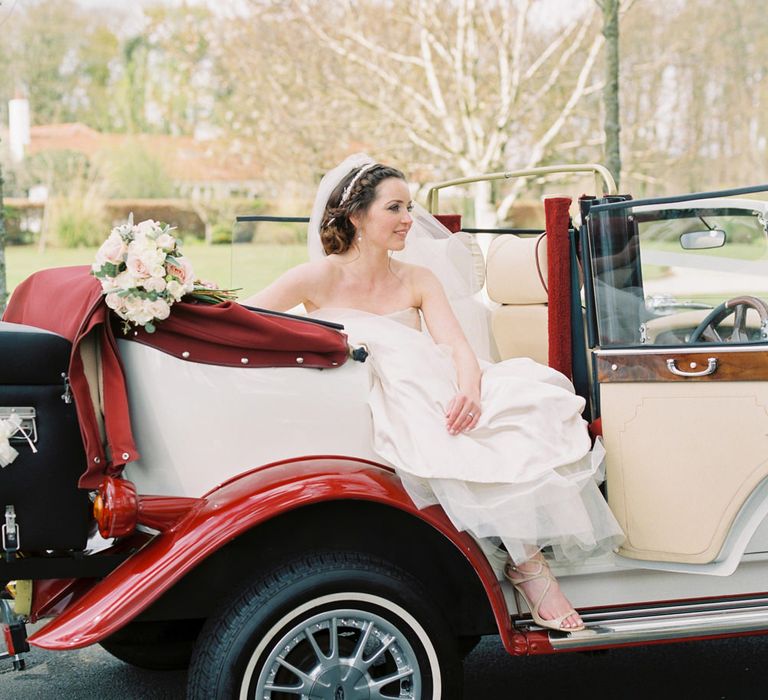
[9,95,30,163]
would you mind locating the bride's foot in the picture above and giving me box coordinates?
[504,554,584,632]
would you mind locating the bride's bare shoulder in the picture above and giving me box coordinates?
[289,257,336,282]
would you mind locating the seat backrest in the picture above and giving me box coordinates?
[485,234,549,364]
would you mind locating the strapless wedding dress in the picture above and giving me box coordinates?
[309,307,624,563]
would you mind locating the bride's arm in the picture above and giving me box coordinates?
[416,267,482,434]
[240,262,320,311]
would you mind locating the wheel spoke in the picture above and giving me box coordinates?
[303,625,327,664]
[328,617,340,662]
[361,634,396,670]
[263,682,308,695]
[276,656,328,690]
[348,620,375,670]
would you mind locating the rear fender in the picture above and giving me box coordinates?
[30,456,517,651]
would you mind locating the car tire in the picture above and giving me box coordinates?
[186,550,463,699]
[99,618,202,670]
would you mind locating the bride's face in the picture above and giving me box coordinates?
[355,178,413,251]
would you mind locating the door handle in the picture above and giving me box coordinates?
[665,357,718,377]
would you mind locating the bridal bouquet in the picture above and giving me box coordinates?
[91,216,237,333]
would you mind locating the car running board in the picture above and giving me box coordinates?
[513,595,768,650]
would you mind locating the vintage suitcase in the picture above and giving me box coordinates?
[0,322,91,552]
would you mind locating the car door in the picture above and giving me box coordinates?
[585,187,768,569]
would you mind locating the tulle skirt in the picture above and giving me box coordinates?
[312,309,625,568]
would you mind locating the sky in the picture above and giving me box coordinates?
[1,0,593,33]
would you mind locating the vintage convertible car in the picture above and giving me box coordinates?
[3,164,768,700]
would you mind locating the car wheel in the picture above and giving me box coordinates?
[186,550,463,699]
[99,618,202,670]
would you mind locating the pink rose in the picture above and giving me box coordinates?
[166,256,195,292]
[98,233,127,265]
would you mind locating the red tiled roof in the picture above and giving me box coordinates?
[26,123,262,183]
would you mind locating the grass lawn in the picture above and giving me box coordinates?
[4,242,309,301]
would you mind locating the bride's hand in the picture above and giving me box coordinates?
[445,392,481,435]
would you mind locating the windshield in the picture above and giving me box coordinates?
[588,191,768,347]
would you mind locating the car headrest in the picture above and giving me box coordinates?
[486,233,548,305]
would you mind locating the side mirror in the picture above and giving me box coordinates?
[679,229,726,250]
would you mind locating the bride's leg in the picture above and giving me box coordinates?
[504,551,584,631]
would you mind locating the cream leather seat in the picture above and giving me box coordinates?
[485,234,548,364]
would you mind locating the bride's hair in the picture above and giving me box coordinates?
[320,163,405,255]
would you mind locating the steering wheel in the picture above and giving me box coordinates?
[688,295,768,343]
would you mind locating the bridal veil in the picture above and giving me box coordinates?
[307,153,493,360]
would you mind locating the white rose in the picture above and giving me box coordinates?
[123,297,154,326]
[166,280,185,301]
[144,276,167,293]
[105,292,122,310]
[146,298,171,321]
[114,270,138,291]
[126,243,165,281]
[135,219,159,238]
[156,232,177,252]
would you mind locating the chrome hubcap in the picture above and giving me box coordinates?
[253,608,422,699]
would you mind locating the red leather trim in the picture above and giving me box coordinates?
[433,214,462,233]
[126,300,349,369]
[545,197,573,379]
[28,456,517,652]
[3,266,138,486]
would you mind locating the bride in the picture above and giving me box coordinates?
[243,154,624,632]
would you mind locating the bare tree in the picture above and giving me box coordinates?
[223,0,605,224]
[597,0,621,189]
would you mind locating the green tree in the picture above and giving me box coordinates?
[114,35,150,133]
[142,5,219,135]
[6,0,87,124]
[98,142,175,199]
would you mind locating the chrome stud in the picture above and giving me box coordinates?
[182,351,190,359]
[296,357,304,364]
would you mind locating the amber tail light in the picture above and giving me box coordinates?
[93,477,138,538]
[93,477,202,538]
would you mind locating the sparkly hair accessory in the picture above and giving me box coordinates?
[339,162,378,206]
[325,162,378,227]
